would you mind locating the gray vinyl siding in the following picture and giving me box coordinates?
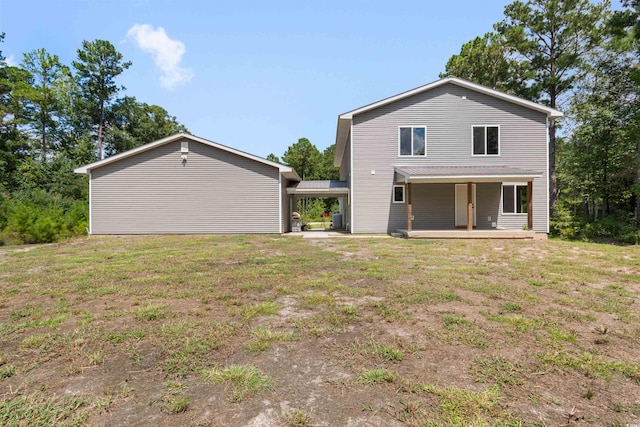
[340,135,352,230]
[476,183,501,230]
[90,139,281,234]
[393,183,500,230]
[351,83,548,233]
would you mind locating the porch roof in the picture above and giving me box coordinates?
[395,166,542,184]
[286,180,349,197]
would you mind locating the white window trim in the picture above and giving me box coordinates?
[398,126,427,157]
[501,182,527,215]
[393,185,405,203]
[471,125,501,157]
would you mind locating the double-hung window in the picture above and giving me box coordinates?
[502,183,527,214]
[399,126,426,156]
[472,125,499,156]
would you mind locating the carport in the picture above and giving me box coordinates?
[285,180,349,230]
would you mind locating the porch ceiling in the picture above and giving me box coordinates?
[395,166,542,184]
[286,180,349,197]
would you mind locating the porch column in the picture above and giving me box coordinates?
[467,182,473,231]
[527,181,533,230]
[407,183,413,232]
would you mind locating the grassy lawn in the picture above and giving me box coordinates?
[0,235,639,426]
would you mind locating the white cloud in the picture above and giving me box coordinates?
[5,54,16,66]
[127,24,194,89]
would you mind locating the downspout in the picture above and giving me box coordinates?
[350,123,354,233]
[278,173,283,234]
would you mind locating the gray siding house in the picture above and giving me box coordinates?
[334,77,563,234]
[75,134,300,234]
[77,78,562,236]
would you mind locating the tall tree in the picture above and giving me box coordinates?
[495,0,610,213]
[320,144,339,180]
[21,48,70,160]
[72,40,131,159]
[282,138,322,180]
[105,96,187,156]
[266,153,280,163]
[0,33,31,191]
[609,0,640,52]
[440,32,527,94]
[561,46,638,218]
[608,0,640,220]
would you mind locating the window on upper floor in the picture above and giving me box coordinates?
[502,183,527,214]
[399,126,426,156]
[472,125,499,156]
[393,185,405,203]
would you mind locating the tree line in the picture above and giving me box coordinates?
[441,0,639,243]
[0,35,187,244]
[2,0,639,243]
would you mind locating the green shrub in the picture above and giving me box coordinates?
[552,205,639,244]
[64,200,89,235]
[0,190,88,244]
[550,203,583,239]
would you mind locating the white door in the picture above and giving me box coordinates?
[455,184,476,227]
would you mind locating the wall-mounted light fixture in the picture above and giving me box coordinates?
[181,141,189,164]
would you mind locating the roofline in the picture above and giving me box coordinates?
[395,169,543,184]
[396,175,543,184]
[285,188,349,195]
[339,77,563,120]
[74,132,301,181]
[334,77,563,167]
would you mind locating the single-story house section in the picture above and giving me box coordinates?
[74,133,300,234]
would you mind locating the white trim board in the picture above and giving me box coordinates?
[75,133,301,181]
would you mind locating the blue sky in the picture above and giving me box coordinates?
[3,0,524,158]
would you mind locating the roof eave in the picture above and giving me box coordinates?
[337,77,563,123]
[397,174,543,184]
[282,170,302,181]
[334,117,352,167]
[73,133,296,177]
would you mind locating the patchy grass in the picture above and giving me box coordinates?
[358,368,397,385]
[280,408,315,427]
[200,364,274,402]
[0,235,638,425]
[245,326,297,353]
[409,383,506,425]
[0,394,88,426]
[469,356,523,386]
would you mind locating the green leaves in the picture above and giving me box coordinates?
[440,32,527,95]
[72,39,132,159]
[495,0,610,107]
[281,137,338,181]
[282,137,322,180]
[0,36,188,242]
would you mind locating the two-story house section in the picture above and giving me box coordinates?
[334,77,563,235]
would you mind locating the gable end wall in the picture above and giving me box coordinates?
[90,139,281,234]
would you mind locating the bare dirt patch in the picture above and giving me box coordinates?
[0,235,639,426]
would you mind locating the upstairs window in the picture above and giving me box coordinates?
[399,126,426,156]
[503,184,527,214]
[472,125,499,156]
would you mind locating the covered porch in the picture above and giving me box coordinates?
[394,166,542,234]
